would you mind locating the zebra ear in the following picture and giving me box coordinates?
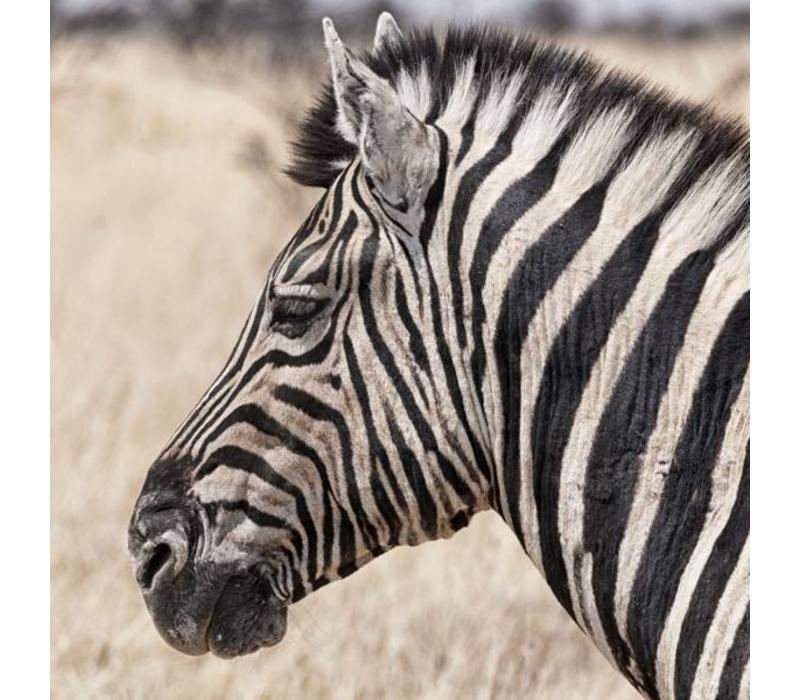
[323,17,437,211]
[322,17,365,146]
[373,12,403,54]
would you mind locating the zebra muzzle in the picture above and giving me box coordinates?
[129,494,288,657]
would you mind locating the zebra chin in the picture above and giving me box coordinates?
[205,571,289,658]
[142,563,289,658]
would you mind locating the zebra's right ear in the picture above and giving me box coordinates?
[373,12,403,54]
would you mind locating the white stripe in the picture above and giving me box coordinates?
[690,538,750,700]
[553,129,697,637]
[654,371,749,698]
[738,661,750,700]
[481,107,636,557]
[396,63,432,120]
[436,57,476,133]
[612,236,748,647]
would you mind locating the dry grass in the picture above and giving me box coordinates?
[51,29,748,699]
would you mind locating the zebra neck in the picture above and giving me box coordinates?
[443,101,749,696]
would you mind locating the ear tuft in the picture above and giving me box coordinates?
[373,12,403,54]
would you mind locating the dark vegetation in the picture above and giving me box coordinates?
[52,0,749,51]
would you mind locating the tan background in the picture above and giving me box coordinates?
[51,28,748,699]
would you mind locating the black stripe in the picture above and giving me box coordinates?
[384,404,440,539]
[344,336,410,527]
[467,134,568,393]
[396,252,479,472]
[713,604,749,700]
[328,169,345,232]
[446,131,513,345]
[278,173,350,285]
[419,127,449,250]
[395,276,433,379]
[454,99,479,167]
[291,176,351,286]
[381,217,426,327]
[374,205,429,320]
[626,291,749,697]
[283,194,326,260]
[334,507,357,583]
[368,468,401,548]
[674,443,749,699]
[295,254,334,287]
[352,200,477,506]
[334,212,358,289]
[214,500,302,566]
[272,383,381,555]
[394,155,496,487]
[197,444,319,584]
[583,247,718,673]
[282,237,327,281]
[493,177,610,539]
[279,547,298,600]
[531,206,663,619]
[198,403,341,573]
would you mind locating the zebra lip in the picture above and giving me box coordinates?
[144,581,219,656]
[205,571,288,658]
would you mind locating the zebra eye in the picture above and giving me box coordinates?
[269,295,328,338]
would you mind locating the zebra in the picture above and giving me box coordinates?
[128,13,749,699]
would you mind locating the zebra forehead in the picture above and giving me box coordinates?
[285,24,747,189]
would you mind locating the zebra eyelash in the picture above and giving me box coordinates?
[269,295,330,339]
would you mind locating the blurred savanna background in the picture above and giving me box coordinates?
[51,1,749,697]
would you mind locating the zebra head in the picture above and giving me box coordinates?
[128,14,490,658]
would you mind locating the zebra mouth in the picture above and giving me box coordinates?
[206,571,288,658]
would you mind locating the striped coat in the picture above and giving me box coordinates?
[129,13,749,699]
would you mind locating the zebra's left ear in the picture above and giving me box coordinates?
[323,17,438,212]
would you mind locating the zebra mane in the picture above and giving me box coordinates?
[286,24,748,189]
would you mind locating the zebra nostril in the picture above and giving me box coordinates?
[138,542,174,591]
[134,525,190,592]
[129,498,192,593]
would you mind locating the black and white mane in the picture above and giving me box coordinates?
[287,25,747,192]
